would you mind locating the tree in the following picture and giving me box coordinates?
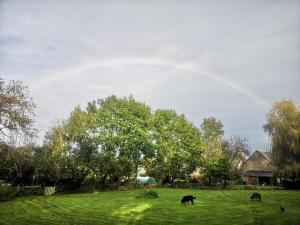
[227,135,250,168]
[94,96,154,185]
[0,78,36,144]
[44,96,154,188]
[38,96,205,189]
[200,117,229,185]
[226,136,250,183]
[263,99,300,182]
[0,144,34,185]
[200,117,224,161]
[201,117,224,141]
[0,78,36,186]
[148,109,203,183]
[204,157,230,187]
[34,124,69,186]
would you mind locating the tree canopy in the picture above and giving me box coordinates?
[201,117,224,141]
[36,96,205,188]
[0,78,36,185]
[0,78,36,145]
[2,77,300,191]
[147,109,203,183]
[263,99,300,181]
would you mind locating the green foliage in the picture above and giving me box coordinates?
[0,90,253,191]
[36,96,204,190]
[0,182,40,201]
[0,182,16,201]
[0,77,36,144]
[200,117,231,185]
[226,185,283,190]
[15,186,42,197]
[201,117,224,141]
[0,145,34,185]
[0,78,37,188]
[94,96,154,182]
[204,157,231,186]
[148,109,203,183]
[136,189,159,198]
[200,117,225,163]
[173,179,190,183]
[263,99,300,181]
[35,96,155,189]
[33,128,68,185]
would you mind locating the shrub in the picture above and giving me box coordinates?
[0,182,43,201]
[0,182,17,201]
[225,184,283,190]
[16,186,42,197]
[118,186,128,191]
[281,179,300,189]
[136,189,159,199]
[243,185,258,190]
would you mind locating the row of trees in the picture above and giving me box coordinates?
[35,96,205,188]
[0,77,299,190]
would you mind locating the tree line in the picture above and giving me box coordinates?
[0,77,299,190]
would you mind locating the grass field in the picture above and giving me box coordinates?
[0,188,299,225]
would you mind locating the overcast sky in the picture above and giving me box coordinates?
[1,0,299,150]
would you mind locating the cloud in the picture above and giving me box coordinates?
[30,57,269,108]
[0,0,299,149]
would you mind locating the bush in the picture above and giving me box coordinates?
[16,186,42,197]
[79,184,96,193]
[136,189,159,199]
[242,185,258,190]
[0,182,17,201]
[125,183,144,190]
[281,179,300,189]
[173,179,189,183]
[0,182,43,201]
[118,186,128,191]
[225,184,283,190]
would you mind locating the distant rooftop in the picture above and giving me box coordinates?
[257,151,272,162]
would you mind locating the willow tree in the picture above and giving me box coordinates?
[263,99,300,181]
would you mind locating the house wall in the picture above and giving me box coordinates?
[244,176,257,185]
[244,176,273,185]
[243,151,273,172]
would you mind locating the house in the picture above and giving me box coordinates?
[242,150,274,185]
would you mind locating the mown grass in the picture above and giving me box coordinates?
[0,188,299,225]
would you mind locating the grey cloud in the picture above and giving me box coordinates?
[1,0,299,150]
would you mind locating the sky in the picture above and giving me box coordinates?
[0,0,299,151]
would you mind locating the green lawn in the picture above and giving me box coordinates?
[0,188,299,225]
